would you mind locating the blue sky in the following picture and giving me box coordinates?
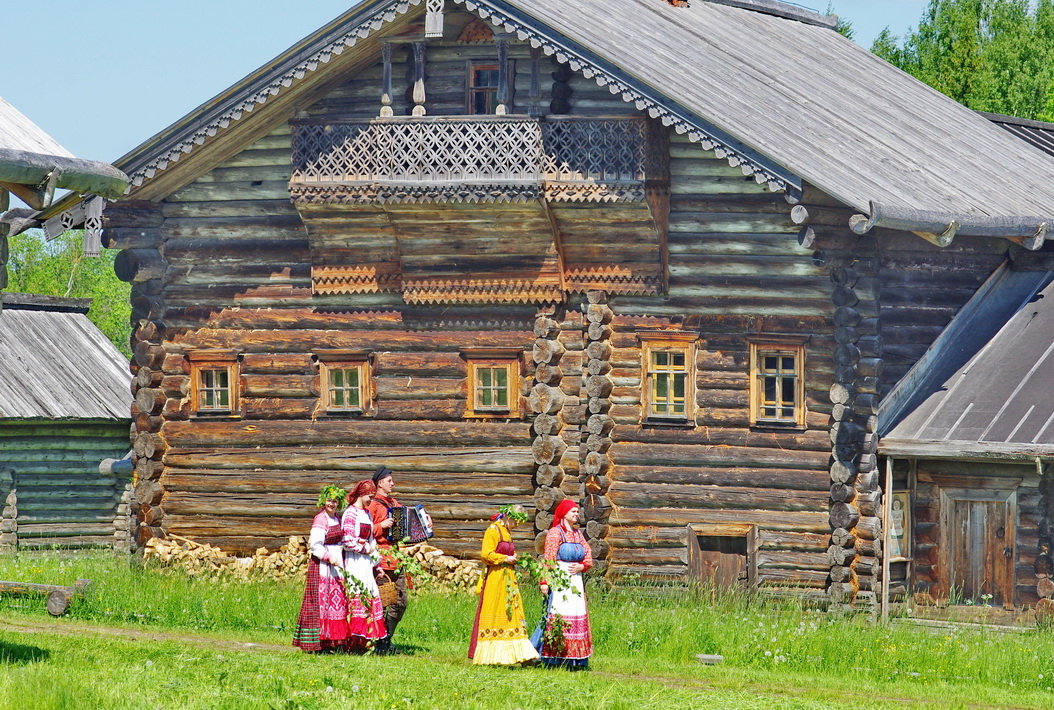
[3,1,929,164]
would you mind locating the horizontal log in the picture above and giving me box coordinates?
[161,419,531,447]
[612,442,829,470]
[163,446,534,474]
[608,481,826,512]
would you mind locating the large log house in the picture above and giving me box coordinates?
[59,0,1054,607]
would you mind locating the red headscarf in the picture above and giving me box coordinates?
[551,499,578,528]
[349,479,376,503]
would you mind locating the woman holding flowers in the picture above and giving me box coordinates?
[341,479,387,651]
[468,505,539,665]
[293,485,350,652]
[535,499,593,669]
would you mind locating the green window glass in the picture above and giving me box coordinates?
[475,365,511,410]
[199,368,232,411]
[328,366,362,411]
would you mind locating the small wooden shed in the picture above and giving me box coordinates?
[0,293,133,549]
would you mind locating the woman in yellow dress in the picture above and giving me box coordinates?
[467,505,539,665]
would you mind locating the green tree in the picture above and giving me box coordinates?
[871,0,1054,120]
[6,229,131,356]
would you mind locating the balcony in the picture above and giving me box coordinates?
[289,115,668,205]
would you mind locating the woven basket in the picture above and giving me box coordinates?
[378,573,398,607]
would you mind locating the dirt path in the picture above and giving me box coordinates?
[0,615,1036,710]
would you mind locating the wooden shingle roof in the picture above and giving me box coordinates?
[0,293,131,420]
[97,0,1054,240]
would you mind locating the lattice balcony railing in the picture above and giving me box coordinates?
[289,115,667,203]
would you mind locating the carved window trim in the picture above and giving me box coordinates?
[467,61,500,115]
[638,331,697,425]
[187,350,241,417]
[461,347,523,419]
[316,350,372,415]
[748,335,807,429]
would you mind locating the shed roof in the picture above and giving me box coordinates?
[881,265,1054,459]
[982,111,1054,158]
[0,96,128,201]
[0,293,131,420]
[97,0,1054,241]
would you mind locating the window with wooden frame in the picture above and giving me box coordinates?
[462,347,522,418]
[316,350,372,414]
[638,332,697,424]
[467,62,500,115]
[187,350,240,416]
[748,336,807,428]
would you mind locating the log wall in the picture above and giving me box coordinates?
[0,419,131,548]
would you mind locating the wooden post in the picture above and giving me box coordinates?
[380,42,394,118]
[495,38,510,115]
[529,46,542,117]
[412,41,427,117]
[881,455,893,623]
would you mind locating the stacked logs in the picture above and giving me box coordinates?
[580,291,613,573]
[113,483,138,554]
[0,488,16,551]
[109,201,170,548]
[826,257,883,609]
[530,306,568,537]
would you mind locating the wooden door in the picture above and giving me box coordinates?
[941,489,1016,606]
[687,523,757,589]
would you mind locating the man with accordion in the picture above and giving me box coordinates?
[366,465,432,653]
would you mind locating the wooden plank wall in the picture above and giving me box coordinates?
[0,420,130,548]
[603,134,832,591]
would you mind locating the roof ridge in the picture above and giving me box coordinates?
[697,0,837,29]
[1,292,91,313]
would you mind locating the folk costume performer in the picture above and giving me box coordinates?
[293,485,350,652]
[341,479,387,651]
[535,499,593,669]
[468,505,539,665]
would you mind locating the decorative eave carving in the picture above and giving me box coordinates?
[312,264,402,294]
[564,267,661,296]
[402,278,565,304]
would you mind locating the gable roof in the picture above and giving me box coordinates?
[0,293,132,420]
[880,264,1054,460]
[96,0,1054,242]
[0,96,128,200]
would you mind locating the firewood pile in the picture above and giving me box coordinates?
[142,534,482,589]
[143,534,310,580]
[406,542,482,590]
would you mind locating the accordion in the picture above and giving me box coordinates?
[389,504,434,544]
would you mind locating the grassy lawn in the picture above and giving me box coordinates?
[0,552,1052,709]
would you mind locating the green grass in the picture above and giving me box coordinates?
[1,551,1053,709]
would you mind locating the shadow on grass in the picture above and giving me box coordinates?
[0,641,49,665]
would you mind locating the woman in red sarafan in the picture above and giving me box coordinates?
[293,485,350,652]
[535,498,593,669]
[341,478,387,651]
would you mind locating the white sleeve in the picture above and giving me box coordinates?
[309,523,328,561]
